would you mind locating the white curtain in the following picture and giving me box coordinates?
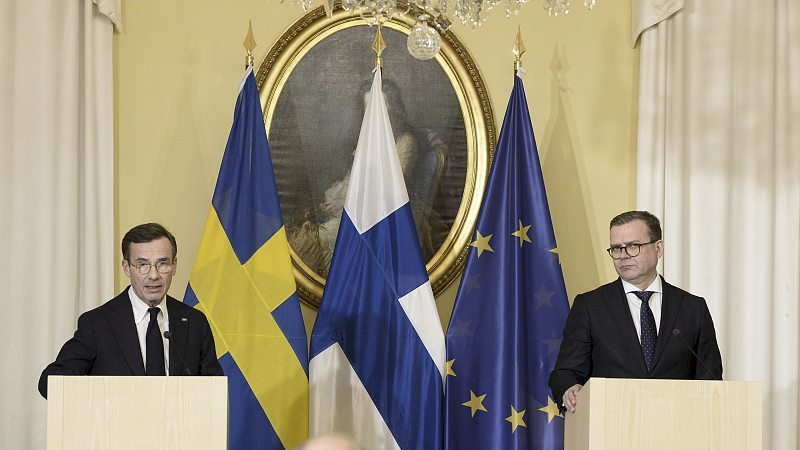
[634,0,800,449]
[0,1,118,449]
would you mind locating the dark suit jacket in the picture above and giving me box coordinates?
[548,277,723,405]
[39,288,224,398]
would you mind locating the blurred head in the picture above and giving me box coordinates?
[121,223,177,306]
[608,211,663,289]
[294,433,363,450]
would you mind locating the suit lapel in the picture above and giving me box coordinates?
[651,277,681,371]
[606,279,649,374]
[166,298,189,376]
[107,290,146,375]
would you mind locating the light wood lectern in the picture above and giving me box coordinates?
[46,376,228,450]
[565,378,762,450]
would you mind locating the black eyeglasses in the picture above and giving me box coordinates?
[606,241,658,259]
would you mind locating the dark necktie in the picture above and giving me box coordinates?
[145,307,166,375]
[634,291,657,371]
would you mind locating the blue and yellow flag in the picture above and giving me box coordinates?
[444,74,569,450]
[184,66,309,450]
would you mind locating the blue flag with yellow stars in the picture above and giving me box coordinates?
[444,74,569,450]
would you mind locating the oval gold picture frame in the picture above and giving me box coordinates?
[256,5,495,308]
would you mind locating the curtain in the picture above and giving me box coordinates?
[634,0,800,448]
[0,1,118,449]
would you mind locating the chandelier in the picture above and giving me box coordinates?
[281,0,596,60]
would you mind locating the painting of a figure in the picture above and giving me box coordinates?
[267,24,467,279]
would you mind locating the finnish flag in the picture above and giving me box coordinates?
[309,69,446,450]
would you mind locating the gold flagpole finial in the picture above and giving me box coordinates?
[243,20,257,68]
[512,26,526,74]
[372,25,387,69]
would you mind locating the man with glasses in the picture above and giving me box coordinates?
[549,211,722,413]
[38,223,223,398]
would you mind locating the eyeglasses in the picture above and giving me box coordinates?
[606,241,658,259]
[128,260,174,275]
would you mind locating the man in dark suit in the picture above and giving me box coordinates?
[39,223,223,398]
[549,211,722,413]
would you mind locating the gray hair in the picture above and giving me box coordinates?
[294,433,363,450]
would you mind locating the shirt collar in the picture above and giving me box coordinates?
[621,275,663,295]
[128,287,167,325]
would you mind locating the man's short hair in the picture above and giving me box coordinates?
[610,211,662,241]
[121,223,177,261]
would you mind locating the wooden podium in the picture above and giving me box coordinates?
[46,376,228,450]
[565,378,762,450]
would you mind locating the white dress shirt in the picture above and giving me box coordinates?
[129,289,170,374]
[621,276,663,344]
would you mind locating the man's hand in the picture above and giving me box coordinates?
[562,384,583,413]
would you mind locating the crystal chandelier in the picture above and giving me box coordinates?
[284,0,596,60]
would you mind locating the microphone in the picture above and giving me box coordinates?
[672,329,721,381]
[163,331,193,376]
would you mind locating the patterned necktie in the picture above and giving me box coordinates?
[634,291,657,371]
[145,307,166,375]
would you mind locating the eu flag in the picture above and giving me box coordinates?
[184,66,309,450]
[444,74,569,450]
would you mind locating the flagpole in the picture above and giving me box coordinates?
[243,20,256,68]
[187,20,310,449]
[309,35,445,449]
[372,24,386,71]
[512,26,526,77]
[444,31,570,449]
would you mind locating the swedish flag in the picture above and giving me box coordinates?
[444,74,570,450]
[184,66,309,450]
